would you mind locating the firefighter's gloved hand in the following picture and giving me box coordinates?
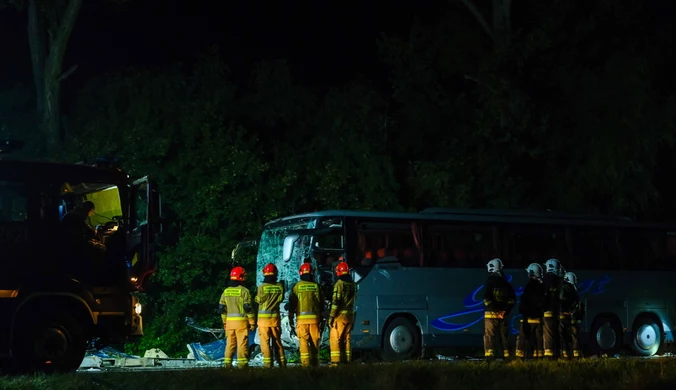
[249,323,256,332]
[497,311,506,319]
[223,323,227,331]
[328,317,335,328]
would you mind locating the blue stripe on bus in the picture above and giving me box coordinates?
[431,275,613,333]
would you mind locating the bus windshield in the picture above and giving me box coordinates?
[255,217,318,286]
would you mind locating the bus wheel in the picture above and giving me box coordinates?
[631,316,664,357]
[382,317,421,361]
[589,315,623,357]
[12,311,88,373]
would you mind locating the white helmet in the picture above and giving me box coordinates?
[544,258,561,275]
[564,272,578,288]
[526,263,543,280]
[486,258,504,274]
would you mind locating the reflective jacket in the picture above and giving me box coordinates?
[288,280,322,325]
[255,282,284,327]
[543,273,563,313]
[219,285,255,330]
[330,279,357,323]
[519,278,546,319]
[483,273,516,318]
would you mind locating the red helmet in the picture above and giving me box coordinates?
[263,263,278,276]
[335,261,350,276]
[299,263,313,275]
[230,266,247,281]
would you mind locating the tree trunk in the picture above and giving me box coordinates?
[27,0,45,120]
[27,0,84,158]
[492,0,512,51]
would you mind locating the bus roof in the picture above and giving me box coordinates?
[264,209,676,230]
[0,159,128,184]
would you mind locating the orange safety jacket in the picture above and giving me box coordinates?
[288,280,323,325]
[330,279,356,323]
[255,282,284,327]
[219,285,255,330]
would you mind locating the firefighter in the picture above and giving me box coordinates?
[515,263,546,359]
[288,263,323,367]
[542,258,563,359]
[483,258,516,359]
[328,261,357,365]
[218,266,256,368]
[560,271,582,359]
[255,263,286,368]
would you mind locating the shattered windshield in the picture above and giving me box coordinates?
[256,217,318,287]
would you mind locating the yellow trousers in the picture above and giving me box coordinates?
[329,321,353,364]
[297,323,321,367]
[258,326,286,367]
[225,328,249,368]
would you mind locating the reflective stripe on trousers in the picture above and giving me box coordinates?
[298,311,318,320]
[258,310,279,318]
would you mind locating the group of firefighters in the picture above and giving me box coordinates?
[218,260,356,368]
[483,257,583,360]
[218,255,582,367]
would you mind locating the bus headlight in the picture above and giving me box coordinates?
[135,302,142,315]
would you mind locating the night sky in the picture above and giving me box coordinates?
[1,0,449,97]
[2,0,675,101]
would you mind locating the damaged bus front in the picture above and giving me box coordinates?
[253,215,350,354]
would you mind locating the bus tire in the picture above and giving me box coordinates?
[12,310,88,373]
[382,317,421,361]
[589,315,623,357]
[631,315,664,357]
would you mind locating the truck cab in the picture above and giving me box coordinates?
[0,150,161,372]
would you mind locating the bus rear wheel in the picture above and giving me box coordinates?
[631,316,664,357]
[12,311,88,373]
[589,315,623,357]
[382,317,421,361]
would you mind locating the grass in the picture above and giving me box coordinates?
[1,359,676,390]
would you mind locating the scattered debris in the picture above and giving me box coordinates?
[80,356,103,369]
[436,354,457,361]
[144,348,169,359]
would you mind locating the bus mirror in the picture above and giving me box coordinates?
[283,235,299,262]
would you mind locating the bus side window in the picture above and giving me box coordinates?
[426,224,495,268]
[621,230,652,270]
[571,228,619,270]
[664,234,676,270]
[0,182,28,223]
[504,225,567,269]
[357,223,419,267]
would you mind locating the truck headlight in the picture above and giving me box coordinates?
[135,302,142,315]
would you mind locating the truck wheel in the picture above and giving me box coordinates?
[12,311,88,373]
[382,317,421,361]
